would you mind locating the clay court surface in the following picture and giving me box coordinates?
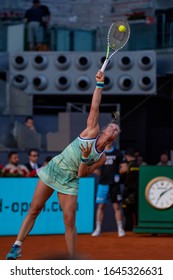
[1,231,173,260]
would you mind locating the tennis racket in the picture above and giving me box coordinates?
[101,19,130,73]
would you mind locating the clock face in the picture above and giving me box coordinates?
[145,176,173,210]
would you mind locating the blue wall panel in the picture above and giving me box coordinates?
[0,177,95,235]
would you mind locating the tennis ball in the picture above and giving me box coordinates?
[119,25,126,32]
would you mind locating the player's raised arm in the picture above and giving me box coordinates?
[80,70,105,138]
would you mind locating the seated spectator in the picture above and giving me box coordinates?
[157,151,172,166]
[25,149,42,177]
[12,118,42,151]
[24,0,44,50]
[2,151,29,177]
[24,116,38,132]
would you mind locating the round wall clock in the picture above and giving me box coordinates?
[145,176,173,210]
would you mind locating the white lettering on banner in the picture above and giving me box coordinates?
[0,177,95,235]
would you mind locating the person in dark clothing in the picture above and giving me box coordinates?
[24,116,38,133]
[92,142,125,237]
[24,0,44,50]
[25,149,42,177]
[119,148,140,231]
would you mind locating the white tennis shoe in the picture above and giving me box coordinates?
[91,229,101,237]
[118,228,125,237]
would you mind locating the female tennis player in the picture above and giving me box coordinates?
[6,70,121,259]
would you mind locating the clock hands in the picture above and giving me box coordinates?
[156,186,173,203]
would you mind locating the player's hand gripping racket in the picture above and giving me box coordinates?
[101,19,130,73]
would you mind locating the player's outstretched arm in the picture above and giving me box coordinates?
[80,70,105,138]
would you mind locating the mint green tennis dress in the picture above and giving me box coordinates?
[37,136,104,195]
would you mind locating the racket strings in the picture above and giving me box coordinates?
[100,19,130,72]
[108,20,130,50]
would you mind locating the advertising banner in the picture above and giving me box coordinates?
[0,177,95,235]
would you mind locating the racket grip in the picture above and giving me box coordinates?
[101,59,109,73]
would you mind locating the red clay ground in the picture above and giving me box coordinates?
[1,232,173,260]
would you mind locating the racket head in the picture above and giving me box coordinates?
[108,19,130,51]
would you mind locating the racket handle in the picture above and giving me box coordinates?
[101,59,109,73]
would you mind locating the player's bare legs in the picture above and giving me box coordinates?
[58,192,77,258]
[17,180,54,241]
[6,180,54,259]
